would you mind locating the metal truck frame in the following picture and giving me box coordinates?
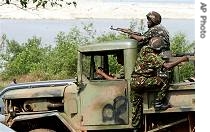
[0,39,195,132]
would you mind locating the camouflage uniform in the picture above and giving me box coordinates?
[142,24,170,52]
[130,46,169,127]
[138,11,170,53]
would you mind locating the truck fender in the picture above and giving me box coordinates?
[11,111,77,132]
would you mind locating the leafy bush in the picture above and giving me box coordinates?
[0,25,194,84]
[0,37,49,79]
[170,33,195,82]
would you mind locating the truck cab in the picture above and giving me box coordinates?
[76,39,138,129]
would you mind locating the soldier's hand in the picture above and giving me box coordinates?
[96,68,103,75]
[120,28,132,33]
[129,34,135,39]
[182,56,189,62]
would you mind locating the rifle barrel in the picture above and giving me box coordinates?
[173,53,195,57]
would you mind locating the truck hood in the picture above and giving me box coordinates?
[1,79,76,99]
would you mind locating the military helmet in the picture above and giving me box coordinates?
[149,37,164,51]
[146,11,162,25]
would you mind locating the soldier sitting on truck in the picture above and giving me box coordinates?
[130,37,189,113]
[96,53,124,80]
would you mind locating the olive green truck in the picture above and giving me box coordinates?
[0,39,195,132]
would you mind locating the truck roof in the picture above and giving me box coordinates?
[78,39,138,52]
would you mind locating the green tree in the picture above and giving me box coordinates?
[170,32,195,82]
[0,24,195,84]
[171,33,194,53]
[0,37,49,79]
[41,26,95,79]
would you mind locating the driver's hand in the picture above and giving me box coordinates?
[96,69,103,75]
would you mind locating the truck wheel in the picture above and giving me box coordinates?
[29,128,56,132]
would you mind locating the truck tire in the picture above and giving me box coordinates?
[29,128,56,132]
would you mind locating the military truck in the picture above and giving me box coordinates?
[0,39,195,132]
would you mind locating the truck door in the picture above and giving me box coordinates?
[79,53,129,126]
[80,80,129,126]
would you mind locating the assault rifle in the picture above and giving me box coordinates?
[172,52,195,57]
[110,26,141,36]
[170,52,195,61]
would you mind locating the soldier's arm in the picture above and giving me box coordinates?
[130,34,145,42]
[163,56,189,69]
[96,69,116,80]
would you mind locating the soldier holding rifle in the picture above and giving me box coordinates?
[111,11,170,55]
[111,11,172,129]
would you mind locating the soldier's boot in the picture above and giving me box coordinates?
[154,100,171,111]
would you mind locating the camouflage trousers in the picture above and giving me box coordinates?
[130,91,143,128]
[130,75,169,127]
[130,75,169,102]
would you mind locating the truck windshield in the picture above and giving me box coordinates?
[81,50,124,80]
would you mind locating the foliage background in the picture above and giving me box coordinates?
[0,22,195,89]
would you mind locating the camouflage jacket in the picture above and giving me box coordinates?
[131,46,165,89]
[133,46,165,76]
[142,24,170,51]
